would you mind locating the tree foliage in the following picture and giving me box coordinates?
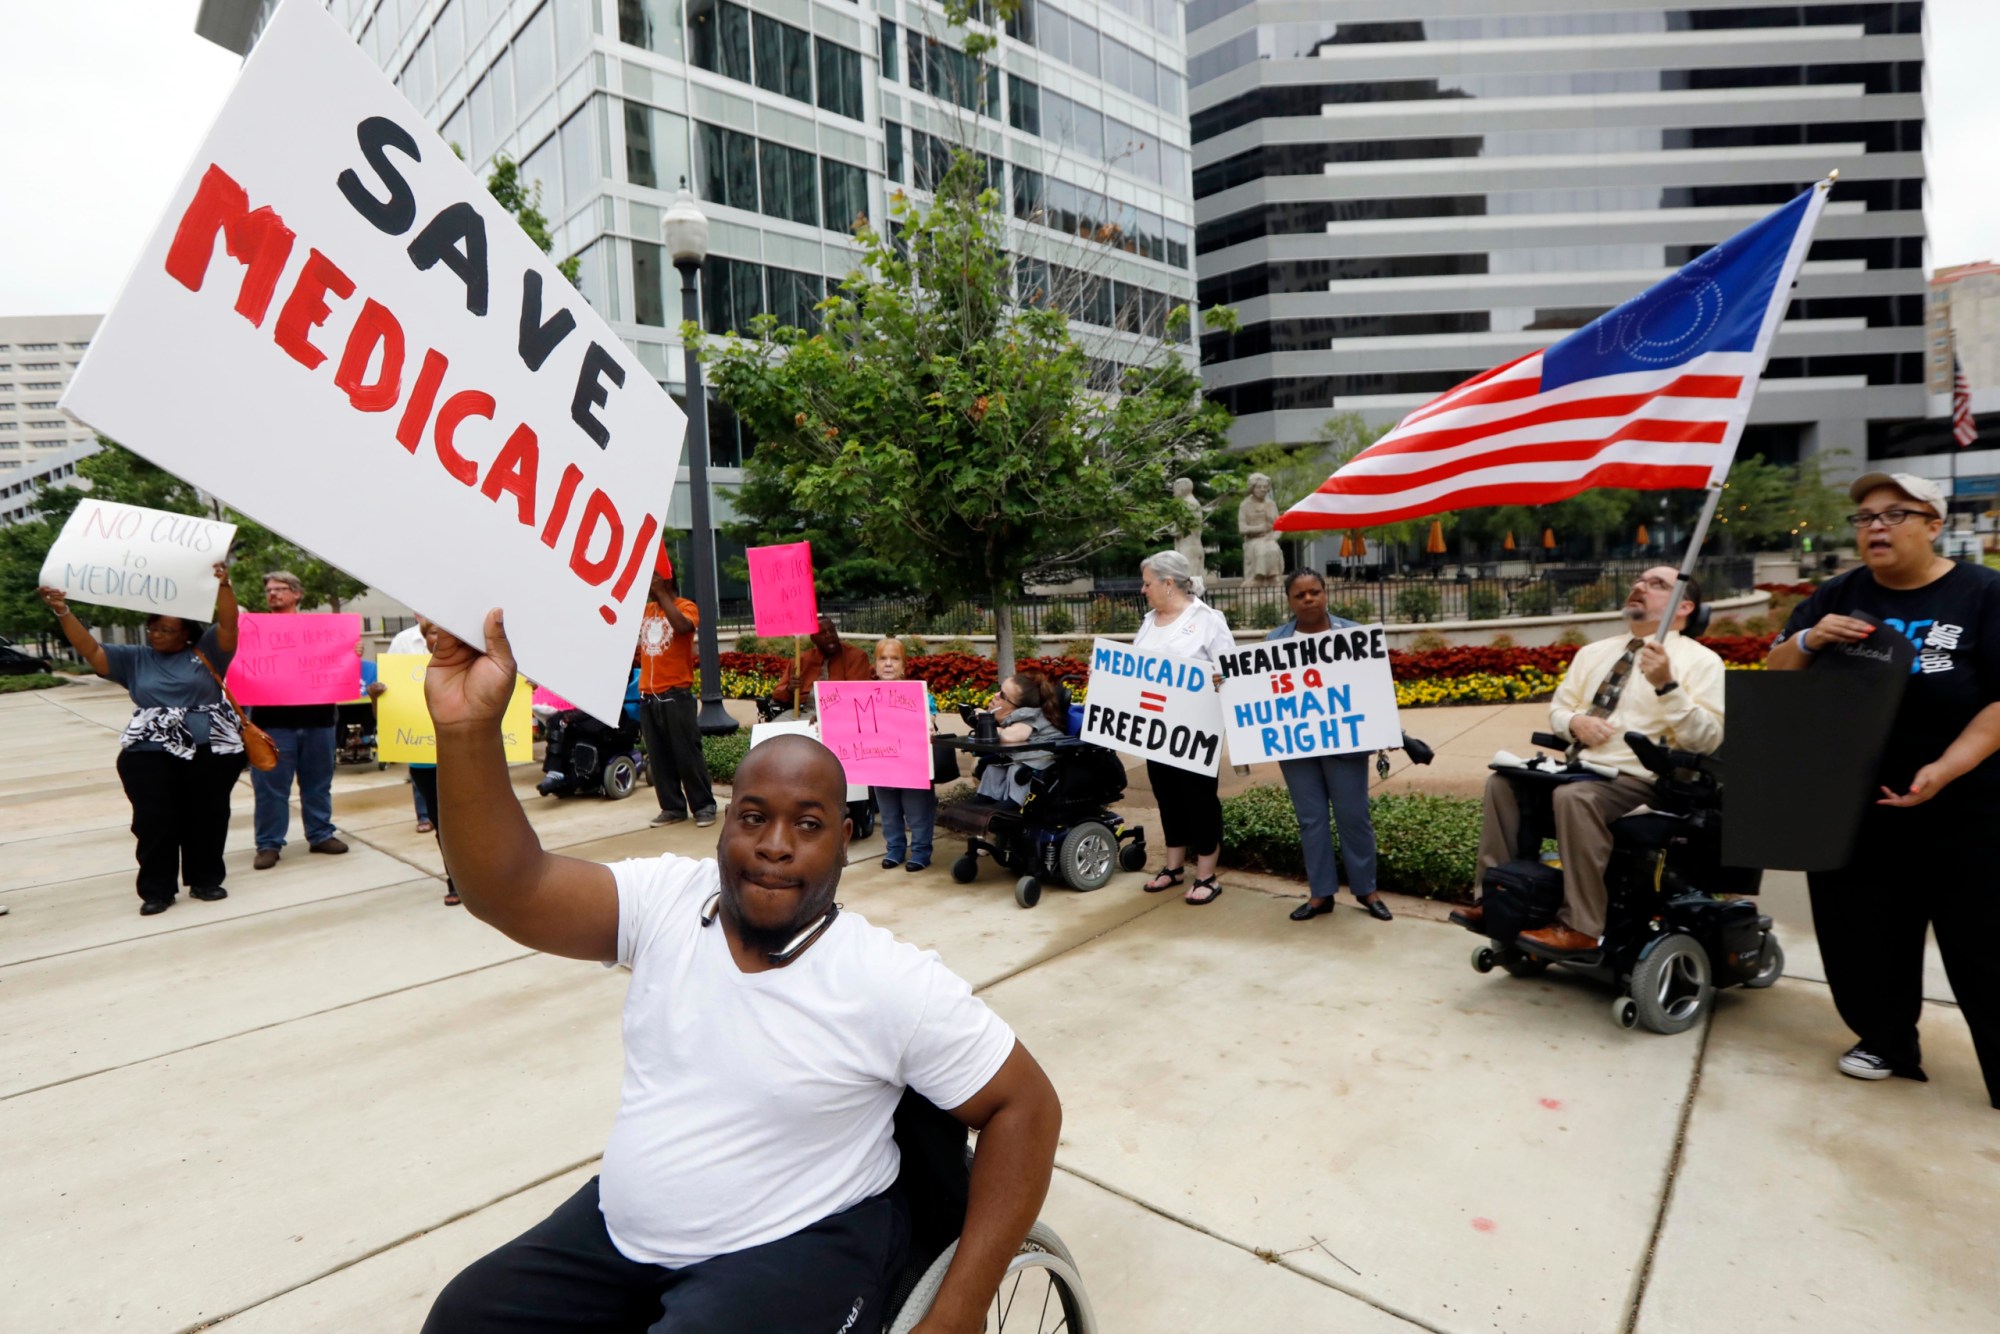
[695,153,1232,669]
[487,153,580,283]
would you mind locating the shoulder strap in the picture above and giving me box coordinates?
[190,648,248,720]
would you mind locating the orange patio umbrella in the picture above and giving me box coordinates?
[1351,530,1367,557]
[1542,527,1556,550]
[1636,523,1651,546]
[1503,531,1516,551]
[1338,533,1354,558]
[1425,520,1447,554]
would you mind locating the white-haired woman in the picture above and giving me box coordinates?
[1133,550,1236,905]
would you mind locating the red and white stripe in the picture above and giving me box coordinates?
[1138,691,1167,713]
[1276,351,1763,530]
[1954,354,1979,448]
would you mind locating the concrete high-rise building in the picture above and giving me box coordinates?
[1185,1,1929,483]
[0,314,102,526]
[198,0,1198,589]
[1928,260,2000,393]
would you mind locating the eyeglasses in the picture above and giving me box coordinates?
[1631,576,1676,593]
[1845,508,1936,528]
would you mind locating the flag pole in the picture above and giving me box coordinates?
[1656,484,1725,645]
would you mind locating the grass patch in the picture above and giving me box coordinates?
[0,673,68,694]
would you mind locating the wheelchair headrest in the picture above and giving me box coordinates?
[1684,600,1712,638]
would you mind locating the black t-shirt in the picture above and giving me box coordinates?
[1781,563,2000,799]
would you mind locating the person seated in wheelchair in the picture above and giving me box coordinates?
[770,616,875,717]
[422,611,1063,1333]
[972,670,1069,807]
[1461,567,1726,954]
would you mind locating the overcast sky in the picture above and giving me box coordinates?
[1,0,1996,315]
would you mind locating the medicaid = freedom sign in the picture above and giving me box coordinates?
[60,0,684,726]
[1078,638,1223,776]
[1216,625,1402,765]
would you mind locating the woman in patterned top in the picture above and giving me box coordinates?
[39,563,248,916]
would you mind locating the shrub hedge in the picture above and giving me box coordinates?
[1220,785,1483,900]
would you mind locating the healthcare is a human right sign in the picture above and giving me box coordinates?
[60,0,683,725]
[1216,625,1401,765]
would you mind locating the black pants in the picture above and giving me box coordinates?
[409,767,455,896]
[1808,800,2000,1107]
[1146,759,1223,857]
[639,691,715,820]
[423,1177,908,1333]
[115,746,247,905]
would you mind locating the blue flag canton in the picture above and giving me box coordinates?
[1541,188,1815,393]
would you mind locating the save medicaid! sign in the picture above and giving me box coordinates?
[59,0,684,726]
[1215,626,1402,765]
[1077,638,1224,776]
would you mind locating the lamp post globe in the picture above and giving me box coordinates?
[662,189,736,735]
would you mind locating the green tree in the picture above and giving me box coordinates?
[695,153,1232,671]
[486,153,580,283]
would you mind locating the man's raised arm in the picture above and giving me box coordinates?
[429,610,619,962]
[917,1043,1063,1334]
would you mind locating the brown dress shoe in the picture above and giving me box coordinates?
[1519,923,1598,954]
[253,848,280,870]
[1448,905,1485,929]
[309,837,349,855]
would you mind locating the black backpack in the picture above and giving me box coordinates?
[1479,859,1565,942]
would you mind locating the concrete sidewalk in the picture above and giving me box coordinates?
[1,681,1993,1332]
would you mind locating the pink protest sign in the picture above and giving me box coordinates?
[814,680,932,787]
[226,613,363,705]
[746,542,820,638]
[531,686,576,711]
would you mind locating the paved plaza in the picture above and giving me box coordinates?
[2,679,1994,1332]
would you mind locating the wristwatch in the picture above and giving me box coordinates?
[1654,680,1679,697]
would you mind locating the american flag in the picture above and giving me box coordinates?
[1277,182,1832,531]
[1954,353,1979,448]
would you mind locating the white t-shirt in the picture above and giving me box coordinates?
[1133,598,1235,665]
[385,625,427,656]
[599,853,1018,1268]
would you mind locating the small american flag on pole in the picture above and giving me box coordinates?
[1953,353,1979,448]
[1277,182,1832,531]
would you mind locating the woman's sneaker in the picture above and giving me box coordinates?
[1838,1044,1926,1082]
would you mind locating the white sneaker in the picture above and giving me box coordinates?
[0,902,10,916]
[1837,1045,1894,1080]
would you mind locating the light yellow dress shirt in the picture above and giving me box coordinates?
[1548,631,1726,779]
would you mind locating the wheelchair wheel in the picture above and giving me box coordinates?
[601,755,638,800]
[1630,933,1713,1035]
[849,800,876,839]
[1742,934,1785,989]
[1015,876,1042,909]
[1118,841,1147,873]
[1502,952,1550,979]
[1058,822,1117,891]
[889,1225,1094,1334]
[1470,944,1498,974]
[951,854,980,884]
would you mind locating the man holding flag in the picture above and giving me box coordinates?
[1277,179,1836,950]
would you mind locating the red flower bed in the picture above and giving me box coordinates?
[718,651,790,678]
[909,652,998,694]
[1756,582,1816,596]
[1385,644,1578,681]
[1697,634,1778,664]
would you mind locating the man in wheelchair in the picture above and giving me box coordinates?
[1461,568,1726,954]
[421,611,1064,1333]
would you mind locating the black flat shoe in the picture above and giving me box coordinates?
[1289,899,1334,921]
[140,900,173,916]
[189,886,228,902]
[1362,896,1394,921]
[881,857,903,870]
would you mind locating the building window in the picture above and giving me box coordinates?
[21,343,55,351]
[696,122,760,210]
[880,17,898,83]
[689,0,752,83]
[885,121,905,184]
[759,141,820,226]
[822,157,868,233]
[753,14,814,102]
[513,2,557,112]
[26,402,57,410]
[1008,75,1040,134]
[625,102,692,191]
[816,39,864,120]
[767,267,825,333]
[633,239,668,326]
[701,254,766,334]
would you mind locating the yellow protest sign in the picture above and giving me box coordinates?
[374,654,534,763]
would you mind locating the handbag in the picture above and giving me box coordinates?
[192,648,279,771]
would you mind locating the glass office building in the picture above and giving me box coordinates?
[1184,1,1929,479]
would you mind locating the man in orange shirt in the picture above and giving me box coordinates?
[771,617,874,714]
[637,552,716,828]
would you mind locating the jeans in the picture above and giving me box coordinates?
[638,691,715,820]
[251,725,338,851]
[873,785,937,864]
[116,746,247,904]
[1278,753,1377,900]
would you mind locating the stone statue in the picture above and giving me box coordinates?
[1238,473,1284,586]
[1172,477,1209,576]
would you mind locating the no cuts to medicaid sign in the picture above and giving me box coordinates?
[60,0,684,725]
[1216,626,1402,765]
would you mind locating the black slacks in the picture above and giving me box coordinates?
[115,746,247,905]
[423,1177,908,1333]
[1146,759,1223,857]
[639,691,716,820]
[1808,798,2000,1107]
[409,767,455,896]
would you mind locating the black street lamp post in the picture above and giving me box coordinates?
[664,188,738,736]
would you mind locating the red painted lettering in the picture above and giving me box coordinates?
[568,489,624,586]
[433,389,495,486]
[539,463,584,549]
[480,424,540,525]
[162,164,298,327]
[609,513,660,602]
[395,349,449,454]
[333,298,405,412]
[272,248,355,371]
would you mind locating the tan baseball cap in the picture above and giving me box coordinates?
[1848,471,1947,514]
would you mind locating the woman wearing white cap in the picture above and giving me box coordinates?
[1132,550,1236,905]
[1769,471,2000,1108]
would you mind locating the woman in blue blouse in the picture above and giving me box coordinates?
[40,564,247,916]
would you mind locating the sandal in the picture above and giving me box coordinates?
[1184,875,1224,906]
[443,890,461,906]
[1143,866,1186,894]
[416,820,435,834]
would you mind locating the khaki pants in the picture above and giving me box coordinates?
[1478,772,1656,938]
